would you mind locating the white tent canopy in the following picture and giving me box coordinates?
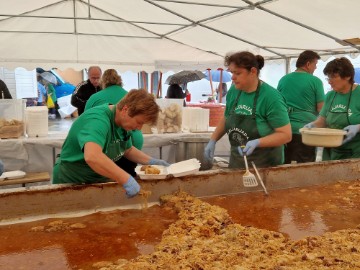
[0,0,359,72]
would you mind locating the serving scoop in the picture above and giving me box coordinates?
[242,154,258,187]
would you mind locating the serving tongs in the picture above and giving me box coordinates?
[251,161,269,195]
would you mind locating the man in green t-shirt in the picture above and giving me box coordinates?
[278,50,325,163]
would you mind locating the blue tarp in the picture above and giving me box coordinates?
[54,83,75,98]
[355,68,360,83]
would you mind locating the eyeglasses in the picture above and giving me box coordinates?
[325,74,340,82]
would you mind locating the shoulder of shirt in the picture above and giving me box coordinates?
[260,81,277,91]
[74,80,89,92]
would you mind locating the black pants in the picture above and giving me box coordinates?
[115,157,137,177]
[285,134,316,164]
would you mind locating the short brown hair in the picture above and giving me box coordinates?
[224,51,264,74]
[323,57,355,84]
[296,50,320,68]
[117,89,159,125]
[102,69,123,88]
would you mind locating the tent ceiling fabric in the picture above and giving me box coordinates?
[0,0,359,71]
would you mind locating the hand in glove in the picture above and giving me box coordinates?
[342,124,360,144]
[123,176,140,198]
[303,122,316,129]
[204,139,216,162]
[149,158,170,167]
[238,139,260,156]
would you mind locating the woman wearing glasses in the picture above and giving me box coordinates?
[304,57,360,160]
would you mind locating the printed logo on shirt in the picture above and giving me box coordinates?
[331,103,347,112]
[234,104,252,115]
[227,127,249,145]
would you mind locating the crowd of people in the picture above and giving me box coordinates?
[1,50,360,198]
[204,50,360,170]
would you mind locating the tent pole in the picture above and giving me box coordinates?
[285,57,290,74]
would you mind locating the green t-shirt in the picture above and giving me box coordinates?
[55,104,132,183]
[225,82,289,137]
[84,85,144,149]
[85,85,127,110]
[320,85,360,126]
[277,72,325,134]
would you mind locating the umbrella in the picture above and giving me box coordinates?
[204,68,231,103]
[165,70,205,85]
[40,71,58,85]
[204,69,232,82]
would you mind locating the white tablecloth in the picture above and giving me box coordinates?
[0,130,230,177]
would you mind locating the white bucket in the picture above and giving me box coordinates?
[25,106,49,137]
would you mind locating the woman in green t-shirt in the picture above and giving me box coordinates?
[52,89,169,198]
[204,51,292,169]
[85,69,144,177]
[304,57,360,160]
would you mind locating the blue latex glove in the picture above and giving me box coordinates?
[237,146,244,156]
[123,176,140,198]
[204,139,216,162]
[303,122,316,129]
[239,139,260,156]
[343,124,360,144]
[0,160,4,176]
[149,158,170,167]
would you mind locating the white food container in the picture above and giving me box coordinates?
[135,159,200,180]
[299,128,347,147]
[0,170,26,180]
[182,107,209,132]
[167,158,201,177]
[135,165,168,180]
[25,106,48,137]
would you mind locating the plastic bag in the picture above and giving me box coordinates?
[47,95,55,108]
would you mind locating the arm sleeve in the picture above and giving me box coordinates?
[71,83,86,109]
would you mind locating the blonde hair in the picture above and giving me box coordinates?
[117,89,159,125]
[101,69,123,88]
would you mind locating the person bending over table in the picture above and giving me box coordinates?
[304,57,360,160]
[204,51,292,169]
[52,89,170,197]
[85,69,144,177]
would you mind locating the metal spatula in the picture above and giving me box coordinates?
[242,155,258,187]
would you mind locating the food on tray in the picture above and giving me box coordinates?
[0,118,24,138]
[30,220,87,232]
[99,191,360,270]
[145,166,160,175]
[157,103,182,133]
[139,165,161,174]
[140,165,151,171]
[0,118,23,127]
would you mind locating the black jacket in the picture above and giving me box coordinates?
[71,79,101,115]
